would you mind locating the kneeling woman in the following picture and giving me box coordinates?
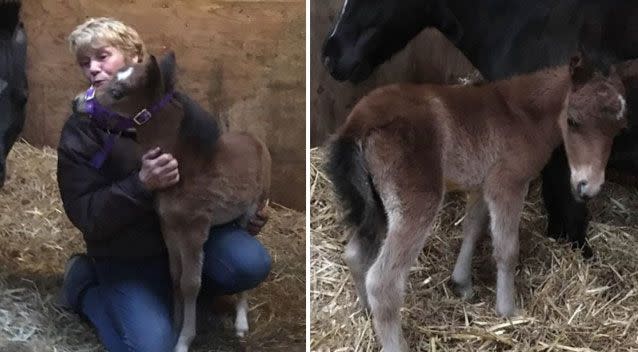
[57,17,271,352]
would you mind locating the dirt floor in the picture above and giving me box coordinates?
[311,148,638,352]
[0,141,305,352]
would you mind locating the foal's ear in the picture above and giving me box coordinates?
[147,54,162,89]
[159,51,177,92]
[569,52,593,90]
[569,53,583,75]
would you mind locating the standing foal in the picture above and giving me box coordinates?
[327,56,627,351]
[75,52,271,352]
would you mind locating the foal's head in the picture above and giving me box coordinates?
[562,56,627,201]
[74,51,176,119]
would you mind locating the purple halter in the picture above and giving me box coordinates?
[82,85,174,169]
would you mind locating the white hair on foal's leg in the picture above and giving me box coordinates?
[451,192,489,299]
[235,291,249,337]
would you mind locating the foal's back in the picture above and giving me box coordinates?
[343,68,565,138]
[339,67,569,190]
[342,82,503,140]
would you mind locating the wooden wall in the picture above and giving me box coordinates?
[310,0,478,147]
[19,0,306,210]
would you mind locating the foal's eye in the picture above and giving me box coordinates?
[601,105,617,114]
[567,118,581,129]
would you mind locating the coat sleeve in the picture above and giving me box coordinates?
[56,119,155,242]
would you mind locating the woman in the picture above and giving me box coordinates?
[56,17,271,352]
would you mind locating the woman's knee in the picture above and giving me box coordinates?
[240,244,272,284]
[100,280,175,352]
[122,318,175,352]
[203,227,272,293]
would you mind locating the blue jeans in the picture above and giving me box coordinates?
[80,223,271,352]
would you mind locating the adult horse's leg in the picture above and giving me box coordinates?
[484,169,528,317]
[174,225,209,352]
[541,146,592,258]
[451,191,489,299]
[362,129,443,352]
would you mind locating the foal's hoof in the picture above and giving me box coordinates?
[450,280,474,301]
[357,296,371,313]
[235,314,249,338]
[174,344,189,352]
[496,303,521,318]
[546,223,567,241]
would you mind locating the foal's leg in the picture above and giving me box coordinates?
[363,131,443,352]
[343,215,385,311]
[234,291,249,337]
[159,219,184,330]
[484,173,528,317]
[451,191,489,299]
[168,244,183,330]
[231,207,259,338]
[174,227,209,352]
[365,196,441,352]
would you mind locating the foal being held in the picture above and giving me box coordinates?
[75,52,271,352]
[326,56,627,351]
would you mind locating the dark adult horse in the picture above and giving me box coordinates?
[321,0,638,258]
[0,0,28,188]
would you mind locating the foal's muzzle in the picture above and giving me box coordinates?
[576,181,592,201]
[72,92,89,115]
[571,175,603,202]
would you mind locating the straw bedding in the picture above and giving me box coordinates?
[310,147,638,351]
[0,140,305,352]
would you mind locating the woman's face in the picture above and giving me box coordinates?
[76,44,138,88]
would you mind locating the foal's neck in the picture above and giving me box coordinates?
[498,65,571,135]
[134,100,183,154]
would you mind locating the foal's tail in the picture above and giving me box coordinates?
[326,135,383,235]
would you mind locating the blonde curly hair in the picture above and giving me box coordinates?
[68,17,146,62]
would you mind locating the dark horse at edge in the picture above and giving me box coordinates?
[0,0,28,187]
[321,0,638,258]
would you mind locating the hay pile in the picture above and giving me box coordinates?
[0,140,305,352]
[311,148,638,351]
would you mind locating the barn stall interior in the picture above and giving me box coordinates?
[310,0,638,351]
[0,1,305,351]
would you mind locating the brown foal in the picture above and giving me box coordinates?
[327,55,628,351]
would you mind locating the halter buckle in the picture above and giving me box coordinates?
[133,109,152,125]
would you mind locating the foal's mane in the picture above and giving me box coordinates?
[175,92,221,158]
[157,53,221,158]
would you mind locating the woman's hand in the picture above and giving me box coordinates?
[138,147,180,191]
